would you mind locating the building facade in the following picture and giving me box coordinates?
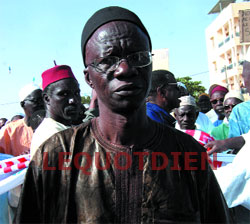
[152,48,169,71]
[206,2,250,92]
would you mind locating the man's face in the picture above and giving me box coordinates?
[198,95,211,114]
[210,91,226,117]
[242,61,250,93]
[223,97,242,119]
[175,105,197,130]
[22,89,44,118]
[161,79,181,112]
[45,79,81,125]
[84,21,152,114]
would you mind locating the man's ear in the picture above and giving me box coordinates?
[43,93,50,105]
[157,86,166,98]
[84,68,94,89]
[173,111,176,118]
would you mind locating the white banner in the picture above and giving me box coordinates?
[0,168,27,195]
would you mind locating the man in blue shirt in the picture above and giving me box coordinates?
[228,57,250,138]
[228,100,250,138]
[205,51,250,154]
[228,50,250,138]
[146,70,180,127]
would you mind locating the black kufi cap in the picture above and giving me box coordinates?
[81,6,152,66]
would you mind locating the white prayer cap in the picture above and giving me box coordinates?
[179,95,196,107]
[19,83,41,102]
[224,90,244,103]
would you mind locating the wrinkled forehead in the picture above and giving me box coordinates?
[92,21,145,37]
[49,78,79,91]
[85,21,150,61]
[177,105,196,114]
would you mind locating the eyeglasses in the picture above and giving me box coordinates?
[24,97,43,104]
[210,98,224,105]
[168,83,179,87]
[87,51,153,73]
[224,104,237,110]
[160,82,180,91]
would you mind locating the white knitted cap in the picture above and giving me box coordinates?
[19,83,41,102]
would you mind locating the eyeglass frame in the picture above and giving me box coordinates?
[23,97,43,104]
[87,51,153,73]
[210,98,224,105]
[159,82,180,91]
[224,104,237,110]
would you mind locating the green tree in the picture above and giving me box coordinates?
[176,76,206,101]
[81,95,91,105]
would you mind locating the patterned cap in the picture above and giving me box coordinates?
[179,95,196,107]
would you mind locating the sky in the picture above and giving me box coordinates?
[0,0,234,120]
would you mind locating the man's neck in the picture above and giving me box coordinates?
[217,113,225,120]
[96,105,154,147]
[46,112,71,126]
[24,115,32,126]
[148,100,170,113]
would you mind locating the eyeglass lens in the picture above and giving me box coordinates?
[211,98,224,104]
[91,51,152,72]
[224,104,236,110]
[25,97,43,103]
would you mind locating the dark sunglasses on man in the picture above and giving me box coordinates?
[210,98,224,105]
[23,97,43,104]
[159,82,180,91]
[224,104,237,110]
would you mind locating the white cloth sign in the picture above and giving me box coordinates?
[214,141,250,210]
[0,168,27,195]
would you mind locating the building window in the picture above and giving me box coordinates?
[210,37,215,48]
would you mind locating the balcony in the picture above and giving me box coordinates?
[225,36,230,43]
[221,67,226,73]
[241,88,248,94]
[220,64,234,73]
[218,41,224,48]
[239,60,244,65]
[227,64,233,70]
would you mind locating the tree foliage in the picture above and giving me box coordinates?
[176,76,206,101]
[81,96,91,105]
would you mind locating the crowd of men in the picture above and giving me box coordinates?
[0,6,249,223]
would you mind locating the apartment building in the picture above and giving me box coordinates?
[206,1,250,92]
[152,48,169,71]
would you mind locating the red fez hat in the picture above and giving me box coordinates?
[42,65,76,90]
